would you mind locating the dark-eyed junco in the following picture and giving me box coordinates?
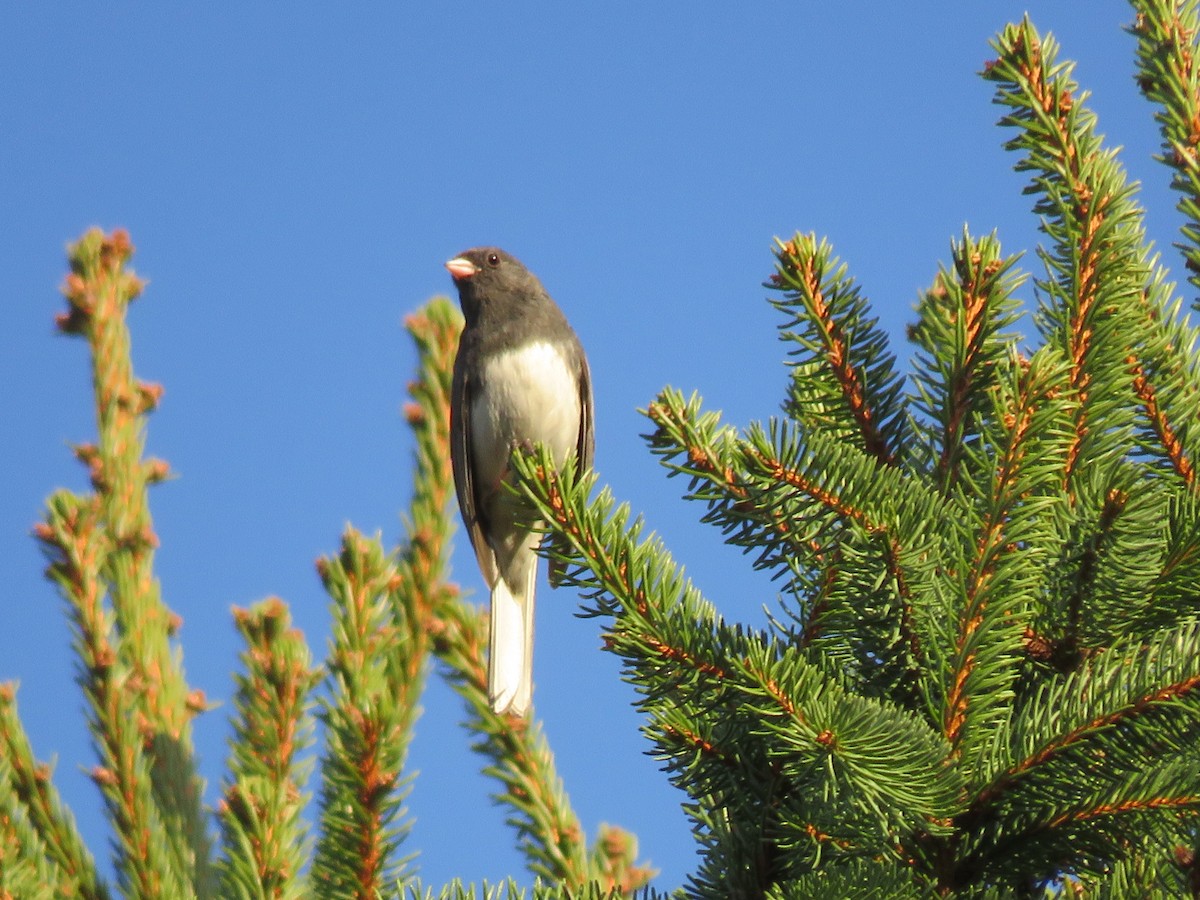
[446,247,594,717]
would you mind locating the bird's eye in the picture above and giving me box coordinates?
[486,252,501,267]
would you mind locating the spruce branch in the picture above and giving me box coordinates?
[0,746,57,900]
[963,761,1200,887]
[510,447,959,892]
[217,598,320,900]
[1122,0,1200,488]
[733,639,961,835]
[1130,350,1197,486]
[1000,619,1200,799]
[430,599,599,889]
[908,229,1027,491]
[738,419,951,716]
[312,529,416,896]
[642,389,812,581]
[1129,268,1200,488]
[1042,463,1150,659]
[507,448,787,895]
[767,234,908,466]
[940,346,1075,783]
[644,390,945,714]
[1130,0,1200,306]
[59,230,203,744]
[308,304,461,895]
[984,17,1198,681]
[0,747,60,900]
[39,229,210,897]
[395,299,463,693]
[1099,487,1200,637]
[51,489,201,895]
[985,19,1150,487]
[308,301,459,895]
[0,684,109,900]
[36,489,188,896]
[957,619,1200,885]
[586,825,657,897]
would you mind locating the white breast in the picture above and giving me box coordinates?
[471,340,582,490]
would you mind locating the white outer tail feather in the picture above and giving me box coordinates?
[488,555,537,716]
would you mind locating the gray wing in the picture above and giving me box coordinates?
[450,346,499,588]
[577,350,595,474]
[547,346,594,588]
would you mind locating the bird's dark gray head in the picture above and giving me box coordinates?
[445,247,547,326]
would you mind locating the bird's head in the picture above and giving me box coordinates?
[445,247,542,324]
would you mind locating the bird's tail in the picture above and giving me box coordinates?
[488,557,537,717]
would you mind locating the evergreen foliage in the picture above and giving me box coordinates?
[510,8,1200,896]
[217,599,320,900]
[3,4,1200,898]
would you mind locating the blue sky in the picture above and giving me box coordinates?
[0,2,1186,892]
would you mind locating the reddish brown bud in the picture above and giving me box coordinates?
[109,229,132,257]
[73,442,100,464]
[145,458,171,484]
[138,381,165,412]
[93,644,117,670]
[62,272,88,304]
[601,825,628,855]
[124,274,146,301]
[55,309,88,334]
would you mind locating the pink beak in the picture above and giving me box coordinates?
[445,257,478,281]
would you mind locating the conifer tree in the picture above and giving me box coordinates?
[3,3,1200,898]
[510,6,1200,895]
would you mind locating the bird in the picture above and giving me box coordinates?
[446,247,594,717]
